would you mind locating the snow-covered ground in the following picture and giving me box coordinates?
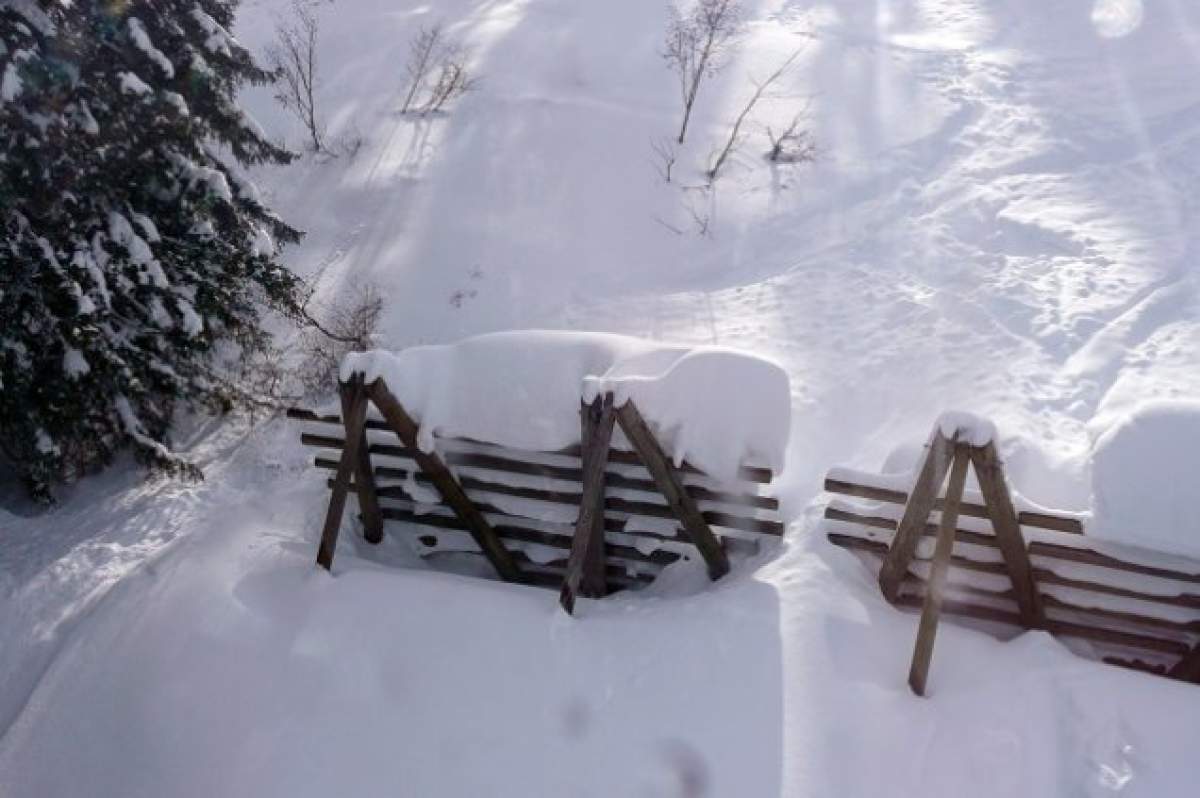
[4,0,1200,794]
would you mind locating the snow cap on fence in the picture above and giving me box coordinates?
[340,330,790,482]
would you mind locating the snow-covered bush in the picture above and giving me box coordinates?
[0,0,304,500]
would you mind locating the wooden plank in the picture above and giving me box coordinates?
[823,477,1084,534]
[1168,645,1200,683]
[290,406,775,484]
[908,443,971,696]
[561,396,616,614]
[879,428,955,602]
[616,399,730,581]
[366,378,522,583]
[304,435,778,511]
[970,442,1043,628]
[1029,541,1200,585]
[313,457,783,536]
[341,381,383,545]
[893,592,1191,655]
[829,520,1200,612]
[315,376,371,570]
[376,505,680,568]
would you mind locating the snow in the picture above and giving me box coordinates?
[5,0,1200,795]
[936,410,997,447]
[117,71,151,96]
[1,60,24,103]
[1091,399,1200,557]
[176,299,204,337]
[127,17,175,78]
[62,347,89,378]
[341,330,788,480]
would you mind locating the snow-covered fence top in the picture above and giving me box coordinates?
[339,330,791,484]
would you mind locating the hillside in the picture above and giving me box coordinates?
[2,0,1199,795]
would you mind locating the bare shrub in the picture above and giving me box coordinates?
[403,23,476,115]
[651,137,678,183]
[707,49,802,183]
[663,0,743,145]
[268,0,325,152]
[766,106,816,164]
[296,284,383,395]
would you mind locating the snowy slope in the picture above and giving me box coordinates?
[3,0,1200,795]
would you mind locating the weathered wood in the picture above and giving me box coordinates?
[830,524,1200,624]
[375,504,681,567]
[366,378,522,583]
[970,442,1043,628]
[315,376,371,570]
[894,592,1190,656]
[302,433,779,511]
[1029,540,1200,585]
[290,406,776,484]
[561,396,616,614]
[616,399,730,580]
[1168,645,1200,683]
[823,477,1084,534]
[312,456,784,536]
[340,381,383,545]
[879,429,955,602]
[908,444,971,696]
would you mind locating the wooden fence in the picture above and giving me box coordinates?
[292,374,783,613]
[823,420,1200,693]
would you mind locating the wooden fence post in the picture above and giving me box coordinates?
[340,379,384,545]
[615,399,730,581]
[879,429,955,602]
[908,443,971,696]
[316,375,371,570]
[560,395,616,614]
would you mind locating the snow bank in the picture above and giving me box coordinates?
[1090,399,1200,557]
[341,331,790,482]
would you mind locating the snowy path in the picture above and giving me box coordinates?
[3,0,1200,795]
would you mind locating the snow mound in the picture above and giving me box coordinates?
[341,330,790,482]
[1091,399,1200,557]
[935,411,997,447]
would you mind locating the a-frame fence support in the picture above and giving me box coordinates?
[314,379,739,614]
[315,376,522,582]
[875,422,1046,695]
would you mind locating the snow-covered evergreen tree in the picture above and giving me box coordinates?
[0,1,303,499]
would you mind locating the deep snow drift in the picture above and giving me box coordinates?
[3,0,1200,795]
[341,330,791,480]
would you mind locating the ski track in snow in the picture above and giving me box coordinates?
[4,0,1200,794]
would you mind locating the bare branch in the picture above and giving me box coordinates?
[403,24,477,115]
[707,48,802,183]
[651,137,678,183]
[267,0,325,152]
[663,0,744,144]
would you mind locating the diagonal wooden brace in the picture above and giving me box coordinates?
[970,442,1044,628]
[615,398,730,581]
[367,377,523,583]
[560,395,616,614]
[316,375,372,570]
[908,443,971,696]
[879,428,955,602]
